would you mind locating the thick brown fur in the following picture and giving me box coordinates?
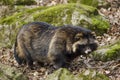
[14,22,97,68]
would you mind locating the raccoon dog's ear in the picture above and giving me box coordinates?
[91,31,96,38]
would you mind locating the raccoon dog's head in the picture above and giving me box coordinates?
[72,30,98,56]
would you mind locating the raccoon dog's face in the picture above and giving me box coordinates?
[72,32,98,55]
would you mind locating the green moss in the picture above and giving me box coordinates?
[0,6,47,48]
[46,68,76,80]
[0,3,96,26]
[105,44,120,60]
[0,6,47,24]
[95,74,109,80]
[34,4,75,25]
[91,16,110,35]
[68,0,98,7]
[78,69,109,80]
[0,3,97,25]
[33,3,96,26]
[60,68,75,80]
[92,41,120,61]
[79,0,98,7]
[46,68,109,80]
[0,63,28,80]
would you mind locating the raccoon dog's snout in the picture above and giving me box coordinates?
[84,47,92,54]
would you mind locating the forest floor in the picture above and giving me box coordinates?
[0,0,120,80]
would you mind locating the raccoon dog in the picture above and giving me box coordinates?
[14,22,97,68]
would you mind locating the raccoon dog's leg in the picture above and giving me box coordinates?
[48,37,67,69]
[22,42,33,67]
[14,37,33,67]
[14,39,23,65]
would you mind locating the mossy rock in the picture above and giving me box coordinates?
[46,68,75,80]
[0,3,109,32]
[0,6,47,48]
[33,3,97,26]
[46,68,109,80]
[78,69,109,80]
[92,41,120,61]
[0,3,109,48]
[91,15,109,35]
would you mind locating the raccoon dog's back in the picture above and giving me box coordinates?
[14,22,55,66]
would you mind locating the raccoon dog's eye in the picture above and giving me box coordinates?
[92,35,96,39]
[75,33,83,41]
[75,37,81,41]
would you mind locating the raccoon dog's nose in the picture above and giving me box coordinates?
[85,48,91,54]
